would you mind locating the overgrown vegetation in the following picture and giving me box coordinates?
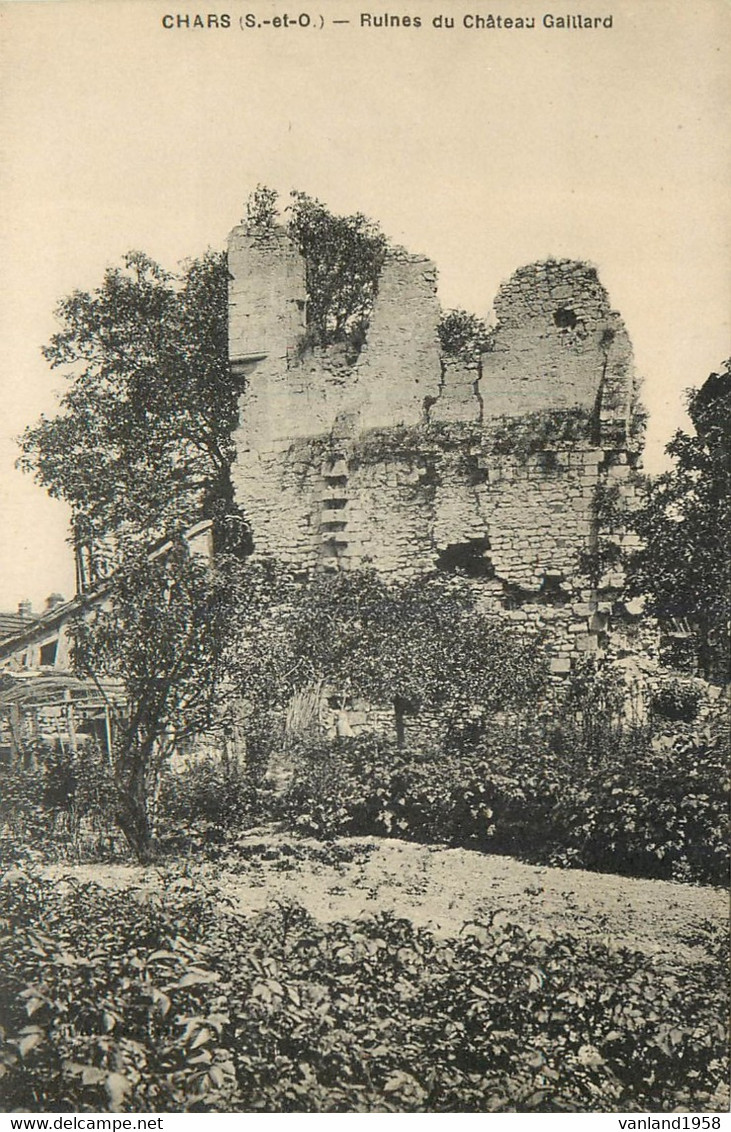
[4,593,727,887]
[1,875,727,1113]
[225,564,546,758]
[0,746,119,868]
[576,476,631,588]
[576,540,624,589]
[18,250,244,559]
[155,757,275,855]
[437,309,493,364]
[650,678,702,723]
[288,190,388,358]
[349,410,593,472]
[10,198,729,1114]
[245,184,388,360]
[625,362,731,681]
[349,421,483,479]
[276,710,729,887]
[8,684,726,890]
[68,542,241,863]
[290,411,595,497]
[487,408,592,457]
[16,191,399,858]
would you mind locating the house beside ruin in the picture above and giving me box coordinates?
[0,593,122,766]
[0,520,213,765]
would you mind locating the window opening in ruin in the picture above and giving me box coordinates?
[39,640,58,666]
[322,498,348,510]
[553,308,578,330]
[538,574,570,605]
[537,451,559,472]
[435,537,494,579]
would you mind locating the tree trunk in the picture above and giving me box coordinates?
[394,696,409,749]
[114,739,155,863]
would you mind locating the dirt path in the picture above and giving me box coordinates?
[45,832,728,964]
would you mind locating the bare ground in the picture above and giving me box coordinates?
[43,829,728,964]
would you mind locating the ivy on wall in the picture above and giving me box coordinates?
[285,410,597,496]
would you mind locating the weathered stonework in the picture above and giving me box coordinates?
[229,224,644,671]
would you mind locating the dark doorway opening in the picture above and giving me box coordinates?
[436,537,494,578]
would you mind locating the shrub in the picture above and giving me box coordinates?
[0,747,119,868]
[281,734,455,841]
[279,715,729,886]
[155,758,276,855]
[1,876,727,1112]
[650,679,702,723]
[0,874,239,1112]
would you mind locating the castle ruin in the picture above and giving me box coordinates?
[228,223,645,674]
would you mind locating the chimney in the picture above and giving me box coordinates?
[45,593,65,611]
[18,600,32,620]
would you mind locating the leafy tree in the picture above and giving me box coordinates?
[287,190,388,355]
[228,565,545,750]
[625,362,731,680]
[18,250,247,569]
[242,186,388,358]
[438,309,493,364]
[71,540,239,861]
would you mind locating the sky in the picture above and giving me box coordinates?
[0,0,729,612]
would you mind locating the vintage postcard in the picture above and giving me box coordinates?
[0,0,729,1121]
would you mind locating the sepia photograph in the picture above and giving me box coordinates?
[0,0,729,1118]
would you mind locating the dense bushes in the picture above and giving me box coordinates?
[4,707,727,888]
[0,875,238,1112]
[155,758,275,853]
[0,748,119,868]
[1,875,727,1112]
[279,719,729,886]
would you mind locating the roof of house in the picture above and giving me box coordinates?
[0,668,124,709]
[0,611,39,641]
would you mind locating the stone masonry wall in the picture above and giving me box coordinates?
[228,224,643,673]
[430,259,638,433]
[481,260,635,422]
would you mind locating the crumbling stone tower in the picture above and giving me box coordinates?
[228,222,644,672]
